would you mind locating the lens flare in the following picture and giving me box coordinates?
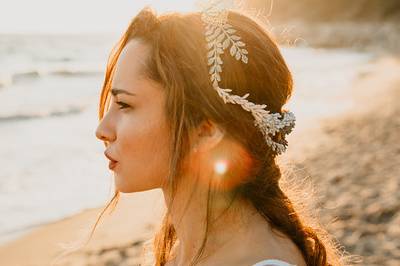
[182,138,256,192]
[214,160,228,175]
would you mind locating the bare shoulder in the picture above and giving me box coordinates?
[238,246,306,266]
[238,219,307,266]
[209,228,307,266]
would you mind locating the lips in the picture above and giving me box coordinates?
[108,160,118,170]
[104,151,118,170]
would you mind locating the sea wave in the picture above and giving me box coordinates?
[0,69,104,88]
[0,105,87,123]
[0,75,13,88]
[12,70,41,81]
[49,69,103,77]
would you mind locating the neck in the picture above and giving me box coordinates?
[161,173,259,265]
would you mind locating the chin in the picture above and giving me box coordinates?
[117,186,159,193]
[114,174,160,193]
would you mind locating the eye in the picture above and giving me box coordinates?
[116,101,131,110]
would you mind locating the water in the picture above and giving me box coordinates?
[0,33,118,243]
[0,33,372,244]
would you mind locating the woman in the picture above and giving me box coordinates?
[94,4,348,266]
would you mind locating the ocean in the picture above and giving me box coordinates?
[0,33,372,244]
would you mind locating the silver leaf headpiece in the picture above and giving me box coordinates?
[198,0,296,155]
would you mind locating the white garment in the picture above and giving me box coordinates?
[251,259,296,266]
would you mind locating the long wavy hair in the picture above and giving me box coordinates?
[74,6,354,266]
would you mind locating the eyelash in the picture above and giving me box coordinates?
[116,101,131,110]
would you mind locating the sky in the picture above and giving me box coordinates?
[0,0,198,34]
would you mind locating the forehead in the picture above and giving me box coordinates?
[112,39,150,91]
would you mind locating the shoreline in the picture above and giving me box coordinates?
[0,190,165,266]
[1,39,399,266]
[0,45,373,248]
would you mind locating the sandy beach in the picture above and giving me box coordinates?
[0,189,165,266]
[286,57,400,266]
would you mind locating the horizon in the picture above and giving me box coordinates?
[0,0,197,34]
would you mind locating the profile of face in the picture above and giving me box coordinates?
[95,39,171,193]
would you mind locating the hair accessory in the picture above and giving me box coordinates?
[197,0,296,155]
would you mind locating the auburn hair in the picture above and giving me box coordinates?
[88,6,354,266]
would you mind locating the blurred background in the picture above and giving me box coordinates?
[0,1,399,265]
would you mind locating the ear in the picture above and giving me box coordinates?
[193,119,225,153]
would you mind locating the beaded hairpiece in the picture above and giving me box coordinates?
[198,0,296,155]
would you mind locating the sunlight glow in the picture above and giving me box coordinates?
[0,0,198,34]
[214,160,228,175]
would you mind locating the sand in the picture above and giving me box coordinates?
[0,189,165,266]
[286,57,400,266]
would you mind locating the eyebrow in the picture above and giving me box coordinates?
[111,88,137,96]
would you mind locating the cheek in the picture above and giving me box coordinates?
[116,114,171,191]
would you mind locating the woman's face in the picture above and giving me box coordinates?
[95,39,171,193]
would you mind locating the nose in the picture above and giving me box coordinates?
[95,116,116,144]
